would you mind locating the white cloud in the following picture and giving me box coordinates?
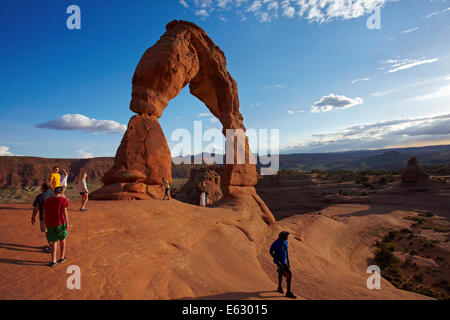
[288,110,295,114]
[179,0,189,8]
[382,57,439,73]
[36,114,127,134]
[351,78,370,84]
[263,84,285,90]
[77,148,93,159]
[181,0,391,24]
[401,27,419,34]
[371,74,450,97]
[411,84,450,101]
[311,93,363,113]
[248,0,262,12]
[250,102,262,107]
[282,6,295,18]
[195,9,209,17]
[197,112,212,117]
[0,146,14,156]
[283,114,450,153]
[425,7,450,18]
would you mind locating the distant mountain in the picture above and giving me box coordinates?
[1,145,449,188]
[277,145,450,171]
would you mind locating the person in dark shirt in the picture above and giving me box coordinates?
[269,231,296,299]
[31,183,55,253]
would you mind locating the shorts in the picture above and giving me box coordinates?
[39,220,46,233]
[80,192,87,195]
[277,264,292,278]
[165,188,170,195]
[46,223,67,243]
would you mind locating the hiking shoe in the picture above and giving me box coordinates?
[285,291,297,299]
[43,246,51,253]
[49,261,58,268]
[58,258,67,264]
[277,287,284,294]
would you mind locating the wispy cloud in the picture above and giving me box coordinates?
[180,0,390,23]
[371,74,450,97]
[288,110,305,115]
[77,147,93,159]
[351,78,370,84]
[0,146,14,156]
[382,57,439,73]
[283,114,450,153]
[425,7,450,18]
[311,93,363,113]
[263,84,285,90]
[179,0,189,8]
[197,112,212,117]
[250,102,262,107]
[411,84,450,101]
[401,26,419,34]
[36,114,127,134]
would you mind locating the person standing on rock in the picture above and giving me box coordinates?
[78,173,89,212]
[204,191,209,207]
[31,183,55,253]
[199,190,206,206]
[49,166,61,191]
[43,186,69,267]
[270,231,297,299]
[161,178,171,200]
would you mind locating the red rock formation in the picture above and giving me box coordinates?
[401,157,429,184]
[92,20,257,200]
[175,166,224,205]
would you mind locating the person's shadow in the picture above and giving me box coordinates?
[0,257,47,267]
[0,243,48,267]
[0,243,43,253]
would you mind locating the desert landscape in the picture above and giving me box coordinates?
[1,150,449,300]
[1,1,450,304]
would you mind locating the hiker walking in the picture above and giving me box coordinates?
[269,231,297,299]
[161,178,171,200]
[31,183,55,253]
[43,186,69,267]
[78,173,89,212]
[49,166,61,190]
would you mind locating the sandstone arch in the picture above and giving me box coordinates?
[92,20,259,202]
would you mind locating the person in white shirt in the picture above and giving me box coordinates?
[199,191,206,206]
[78,173,89,212]
[60,169,68,194]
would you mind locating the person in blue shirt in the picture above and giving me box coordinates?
[270,231,296,299]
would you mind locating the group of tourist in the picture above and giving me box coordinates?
[30,166,90,267]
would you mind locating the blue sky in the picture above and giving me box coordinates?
[0,0,449,158]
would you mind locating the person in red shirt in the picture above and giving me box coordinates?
[43,186,69,267]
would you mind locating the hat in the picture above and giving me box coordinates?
[54,186,64,194]
[279,231,290,238]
